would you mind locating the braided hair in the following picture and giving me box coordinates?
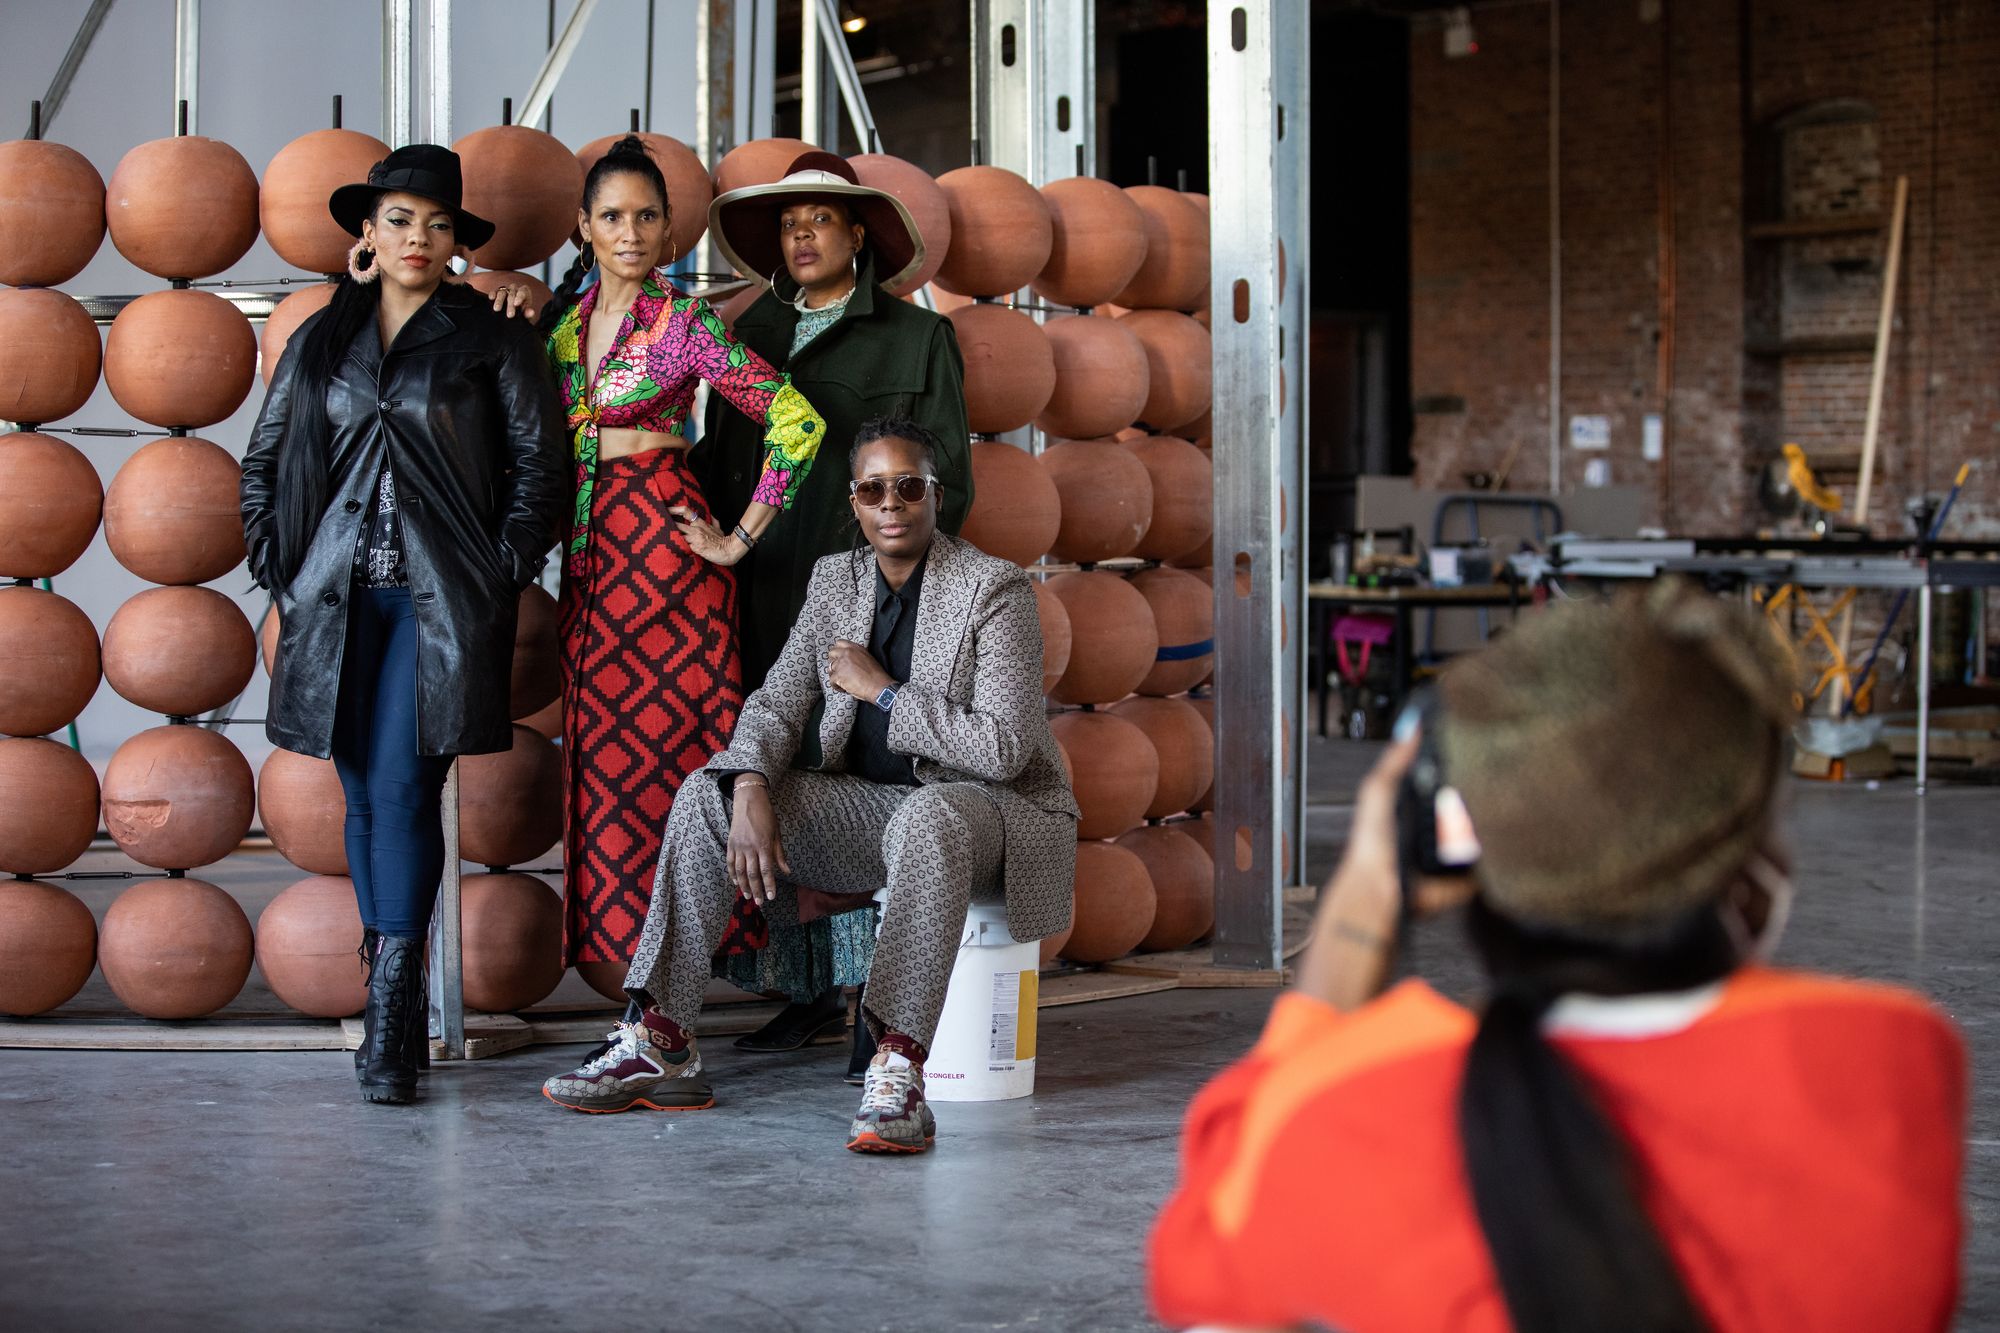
[535,135,674,335]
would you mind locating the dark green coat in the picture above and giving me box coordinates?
[692,252,972,690]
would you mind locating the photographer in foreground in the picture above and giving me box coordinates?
[1148,582,1964,1333]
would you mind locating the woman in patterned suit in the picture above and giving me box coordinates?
[531,137,826,982]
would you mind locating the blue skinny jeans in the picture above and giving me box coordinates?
[330,586,452,939]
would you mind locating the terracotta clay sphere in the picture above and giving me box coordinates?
[716,282,764,330]
[459,724,562,868]
[259,283,336,386]
[1119,823,1214,952]
[0,138,106,286]
[1125,435,1213,562]
[576,131,712,264]
[1038,918,1073,967]
[1037,315,1149,441]
[105,289,257,429]
[106,135,259,279]
[453,124,586,271]
[519,695,562,740]
[1032,580,1073,696]
[98,877,254,1019]
[0,288,101,427]
[461,872,564,1013]
[103,436,246,585]
[259,604,280,676]
[1041,438,1154,564]
[850,153,951,296]
[0,881,97,1016]
[0,586,100,738]
[932,166,1054,298]
[261,128,392,273]
[1114,185,1209,312]
[713,136,816,197]
[1044,571,1157,707]
[1120,309,1212,433]
[1111,695,1215,820]
[103,586,256,717]
[0,433,102,579]
[1187,694,1216,813]
[511,584,561,721]
[0,737,99,874]
[257,748,347,876]
[575,960,630,1004]
[1063,839,1156,963]
[1051,710,1159,841]
[946,303,1056,435]
[101,725,254,870]
[464,269,555,323]
[1131,565,1214,697]
[1033,177,1148,309]
[255,875,366,1018]
[960,441,1060,567]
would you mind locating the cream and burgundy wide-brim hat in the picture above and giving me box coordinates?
[709,151,925,291]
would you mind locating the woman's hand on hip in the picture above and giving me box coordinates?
[668,504,748,566]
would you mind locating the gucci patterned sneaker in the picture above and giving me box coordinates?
[846,1050,936,1154]
[541,1022,714,1114]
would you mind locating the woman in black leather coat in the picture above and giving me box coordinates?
[241,145,566,1104]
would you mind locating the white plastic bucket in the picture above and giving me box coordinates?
[922,901,1039,1102]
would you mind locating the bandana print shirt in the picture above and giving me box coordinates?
[545,270,825,576]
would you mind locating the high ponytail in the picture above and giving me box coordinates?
[535,133,674,335]
[1457,897,1738,1333]
[271,274,383,587]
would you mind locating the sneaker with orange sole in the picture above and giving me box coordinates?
[541,1022,714,1114]
[846,1050,936,1153]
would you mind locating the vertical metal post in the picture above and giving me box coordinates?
[970,0,1033,174]
[430,762,466,1058]
[696,0,739,276]
[424,0,453,145]
[420,0,464,1059]
[1916,582,1932,796]
[801,0,825,145]
[384,0,416,147]
[173,0,200,134]
[1208,1,1308,968]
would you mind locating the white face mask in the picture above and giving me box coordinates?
[1724,851,1795,963]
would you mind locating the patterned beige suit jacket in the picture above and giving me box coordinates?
[706,533,1081,942]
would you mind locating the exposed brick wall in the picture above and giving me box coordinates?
[1409,0,1999,543]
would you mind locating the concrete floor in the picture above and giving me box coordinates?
[2,738,1996,1331]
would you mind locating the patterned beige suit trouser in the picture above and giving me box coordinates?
[624,769,1005,1047]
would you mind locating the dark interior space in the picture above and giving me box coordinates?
[1308,5,1413,574]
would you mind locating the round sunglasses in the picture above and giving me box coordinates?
[848,474,939,507]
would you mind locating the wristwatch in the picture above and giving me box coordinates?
[874,684,898,713]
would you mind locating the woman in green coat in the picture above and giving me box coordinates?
[693,151,972,1072]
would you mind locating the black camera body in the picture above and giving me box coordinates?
[1395,689,1481,902]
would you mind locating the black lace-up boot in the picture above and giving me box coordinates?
[358,934,425,1104]
[353,927,381,1074]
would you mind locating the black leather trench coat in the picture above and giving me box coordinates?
[241,283,567,759]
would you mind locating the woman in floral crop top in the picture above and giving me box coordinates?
[531,136,826,981]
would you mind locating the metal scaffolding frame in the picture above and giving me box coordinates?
[1207,1,1310,968]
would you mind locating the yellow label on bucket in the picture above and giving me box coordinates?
[1015,969,1038,1061]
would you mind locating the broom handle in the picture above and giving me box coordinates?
[1830,175,1910,712]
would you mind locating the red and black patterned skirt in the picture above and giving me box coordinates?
[558,448,745,967]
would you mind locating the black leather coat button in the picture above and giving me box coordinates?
[344,498,362,512]
[321,591,341,607]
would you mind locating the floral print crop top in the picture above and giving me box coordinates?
[545,270,825,576]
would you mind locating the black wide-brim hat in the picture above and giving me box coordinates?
[710,151,924,291]
[328,143,496,252]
